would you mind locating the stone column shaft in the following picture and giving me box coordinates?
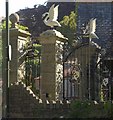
[39,30,67,100]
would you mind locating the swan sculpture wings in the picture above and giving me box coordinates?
[42,4,61,28]
[89,18,99,39]
[84,18,99,39]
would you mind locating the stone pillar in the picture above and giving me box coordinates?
[2,28,30,84]
[2,28,30,117]
[38,30,67,100]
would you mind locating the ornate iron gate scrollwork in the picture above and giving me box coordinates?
[100,60,113,101]
[62,41,110,101]
[24,43,41,97]
[63,42,82,100]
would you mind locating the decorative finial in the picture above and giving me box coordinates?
[9,13,19,28]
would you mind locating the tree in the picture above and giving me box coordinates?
[17,2,76,38]
[57,11,77,44]
[57,3,78,45]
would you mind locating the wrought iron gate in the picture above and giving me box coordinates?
[63,42,85,100]
[62,42,103,101]
[62,41,113,101]
[100,59,113,101]
[24,43,41,96]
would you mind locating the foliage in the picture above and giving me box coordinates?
[70,100,91,118]
[69,100,113,118]
[16,24,28,31]
[57,11,77,45]
[17,2,76,37]
[1,20,28,31]
[57,3,78,45]
[23,38,41,95]
[32,44,41,55]
[1,20,12,29]
[60,11,77,30]
[103,101,113,118]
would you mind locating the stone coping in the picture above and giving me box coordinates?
[2,28,31,38]
[39,29,68,42]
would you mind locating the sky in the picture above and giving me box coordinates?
[0,0,47,17]
[0,0,112,17]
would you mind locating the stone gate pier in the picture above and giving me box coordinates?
[2,28,31,117]
[38,30,67,101]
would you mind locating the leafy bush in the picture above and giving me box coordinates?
[2,20,28,31]
[70,100,91,118]
[69,100,113,118]
[103,101,113,118]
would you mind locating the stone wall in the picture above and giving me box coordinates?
[9,81,71,118]
[8,81,112,118]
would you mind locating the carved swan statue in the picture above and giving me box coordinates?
[42,4,61,28]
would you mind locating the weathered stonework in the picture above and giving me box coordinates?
[38,30,67,100]
[2,29,30,82]
[55,41,64,100]
[2,28,31,117]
